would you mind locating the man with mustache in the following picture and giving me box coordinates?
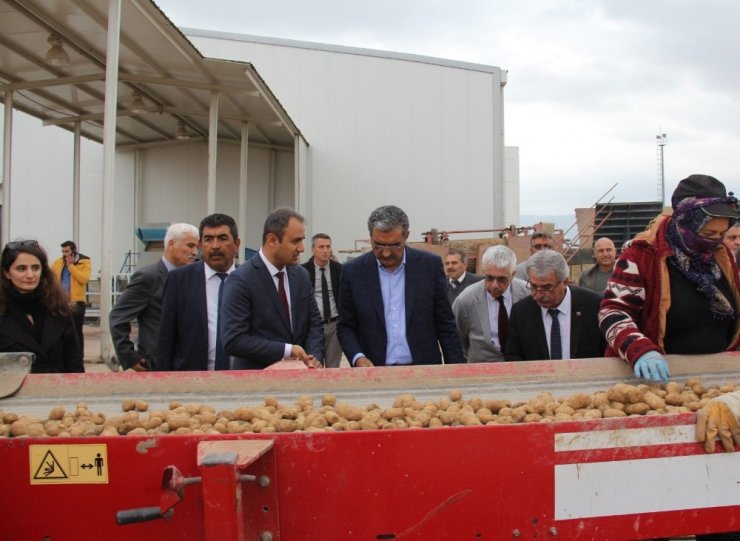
[157,214,242,371]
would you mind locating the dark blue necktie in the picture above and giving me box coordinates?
[548,308,562,360]
[215,272,229,370]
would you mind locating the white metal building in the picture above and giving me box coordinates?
[186,30,517,252]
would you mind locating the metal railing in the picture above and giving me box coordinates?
[84,273,131,323]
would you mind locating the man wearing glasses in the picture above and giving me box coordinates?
[452,245,528,362]
[504,250,605,361]
[514,231,554,280]
[338,205,464,366]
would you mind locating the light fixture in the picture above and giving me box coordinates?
[45,34,70,66]
[174,121,191,140]
[129,91,147,114]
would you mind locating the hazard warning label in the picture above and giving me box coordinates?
[29,444,108,485]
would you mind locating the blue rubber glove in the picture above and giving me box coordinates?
[633,351,670,384]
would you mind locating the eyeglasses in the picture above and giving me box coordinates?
[5,240,39,250]
[484,275,510,284]
[372,242,404,252]
[526,280,561,293]
[531,243,553,250]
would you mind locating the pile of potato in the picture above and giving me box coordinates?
[1,378,737,438]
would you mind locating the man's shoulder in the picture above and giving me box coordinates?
[455,280,485,305]
[77,254,91,262]
[169,261,203,279]
[330,259,342,271]
[569,284,603,304]
[343,251,374,272]
[301,258,313,270]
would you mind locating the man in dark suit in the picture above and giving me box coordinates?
[504,249,605,361]
[338,205,464,367]
[302,233,342,367]
[156,214,241,371]
[445,248,482,305]
[221,207,324,369]
[109,223,198,371]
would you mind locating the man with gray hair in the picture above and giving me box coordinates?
[445,248,482,305]
[110,222,199,371]
[452,245,528,362]
[338,205,464,366]
[504,249,605,361]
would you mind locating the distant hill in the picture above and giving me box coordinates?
[519,214,576,235]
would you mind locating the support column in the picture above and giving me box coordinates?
[73,121,81,246]
[99,0,122,361]
[2,91,13,246]
[207,91,219,214]
[238,122,249,257]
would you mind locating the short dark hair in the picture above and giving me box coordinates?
[263,207,304,243]
[445,248,467,263]
[530,231,553,245]
[60,240,77,252]
[367,205,409,237]
[311,233,331,247]
[199,213,238,241]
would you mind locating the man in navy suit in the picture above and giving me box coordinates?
[156,214,241,371]
[221,207,324,369]
[338,205,464,367]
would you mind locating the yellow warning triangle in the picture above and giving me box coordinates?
[33,449,68,480]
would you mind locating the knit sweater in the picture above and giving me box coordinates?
[598,213,740,366]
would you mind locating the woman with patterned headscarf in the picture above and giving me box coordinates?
[600,175,740,460]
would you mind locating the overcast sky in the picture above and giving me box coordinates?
[156,0,740,217]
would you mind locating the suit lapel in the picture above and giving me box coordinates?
[361,254,385,322]
[254,258,292,334]
[569,286,582,357]
[287,266,302,339]
[404,248,417,325]
[476,287,493,345]
[194,262,209,337]
[532,301,550,359]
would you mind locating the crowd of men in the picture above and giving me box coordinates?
[108,202,740,372]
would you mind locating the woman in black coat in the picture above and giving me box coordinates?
[0,240,84,373]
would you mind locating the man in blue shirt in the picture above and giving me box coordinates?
[337,205,464,366]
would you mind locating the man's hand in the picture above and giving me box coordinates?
[64,254,75,266]
[354,356,374,368]
[290,345,322,368]
[696,391,740,453]
[130,359,147,372]
[633,351,669,384]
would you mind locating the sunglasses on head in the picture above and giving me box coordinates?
[5,240,39,250]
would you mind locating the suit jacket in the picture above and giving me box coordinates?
[301,257,342,317]
[504,284,606,361]
[156,261,211,371]
[221,255,324,369]
[447,272,483,305]
[452,278,528,362]
[0,305,83,373]
[109,259,168,369]
[337,247,464,365]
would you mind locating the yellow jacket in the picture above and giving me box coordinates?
[51,254,92,303]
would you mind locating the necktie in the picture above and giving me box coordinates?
[497,296,508,350]
[548,308,562,360]
[215,272,229,370]
[451,279,460,289]
[320,267,331,323]
[276,271,290,323]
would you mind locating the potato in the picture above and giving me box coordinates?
[603,408,627,418]
[121,399,137,412]
[643,391,665,410]
[449,389,463,402]
[48,407,65,421]
[321,394,336,407]
[607,384,644,404]
[624,403,650,415]
[563,393,592,410]
[135,400,149,412]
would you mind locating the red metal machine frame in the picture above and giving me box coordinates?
[1,359,738,540]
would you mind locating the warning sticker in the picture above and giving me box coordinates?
[30,444,108,485]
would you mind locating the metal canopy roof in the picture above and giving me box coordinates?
[0,0,301,149]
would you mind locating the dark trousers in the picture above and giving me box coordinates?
[71,302,86,355]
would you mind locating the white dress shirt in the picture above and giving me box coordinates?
[539,286,572,360]
[204,262,236,370]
